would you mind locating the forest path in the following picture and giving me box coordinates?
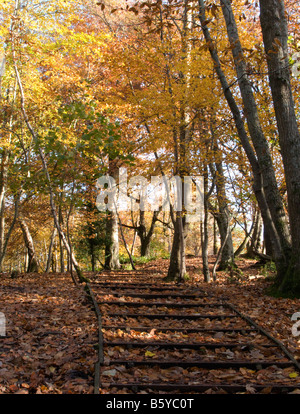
[0,257,299,394]
[89,259,300,394]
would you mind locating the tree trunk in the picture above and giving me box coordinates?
[138,210,160,257]
[0,193,20,272]
[131,230,137,256]
[24,249,28,273]
[90,242,95,272]
[0,152,7,261]
[219,0,291,279]
[264,225,273,258]
[198,0,282,273]
[57,205,65,272]
[105,210,120,269]
[259,0,300,295]
[234,215,255,257]
[45,227,57,273]
[215,212,233,270]
[212,209,232,281]
[213,157,234,270]
[138,210,151,258]
[246,209,262,258]
[58,236,64,272]
[165,0,192,282]
[166,213,187,281]
[104,158,120,270]
[213,217,218,255]
[52,241,58,273]
[19,219,38,273]
[140,238,150,258]
[254,213,263,253]
[201,167,210,282]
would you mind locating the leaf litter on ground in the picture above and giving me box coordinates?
[0,257,300,394]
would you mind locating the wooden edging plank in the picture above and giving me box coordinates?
[103,340,275,349]
[83,283,104,395]
[104,312,237,319]
[93,283,197,291]
[101,382,300,393]
[98,301,224,308]
[101,293,206,299]
[86,279,300,394]
[105,359,293,369]
[227,303,300,372]
[102,326,258,333]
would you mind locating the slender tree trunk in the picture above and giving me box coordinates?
[58,206,65,273]
[234,213,254,257]
[90,243,96,272]
[213,217,218,256]
[24,249,28,273]
[248,210,263,256]
[213,158,234,270]
[215,212,233,269]
[0,152,8,259]
[118,214,136,270]
[201,166,210,282]
[45,226,57,273]
[254,214,263,253]
[0,193,20,271]
[138,210,160,257]
[104,159,120,270]
[52,241,58,273]
[19,219,38,273]
[259,0,300,294]
[246,209,262,258]
[131,230,137,256]
[212,209,232,281]
[59,237,64,271]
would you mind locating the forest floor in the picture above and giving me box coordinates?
[0,256,299,394]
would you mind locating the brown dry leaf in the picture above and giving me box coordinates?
[246,384,256,393]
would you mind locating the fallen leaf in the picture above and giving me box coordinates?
[102,369,117,377]
[246,384,256,393]
[145,350,156,357]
